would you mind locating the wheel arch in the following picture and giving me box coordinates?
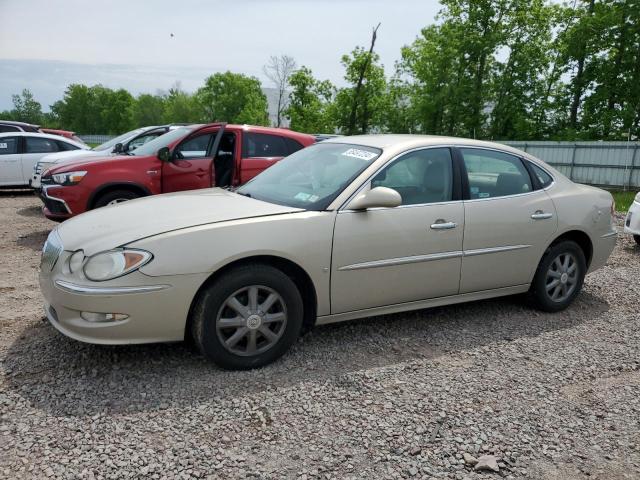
[87,182,151,210]
[185,255,318,341]
[545,229,594,267]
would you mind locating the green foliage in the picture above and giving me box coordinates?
[133,93,165,126]
[285,66,336,133]
[10,89,43,125]
[333,47,388,134]
[161,86,203,124]
[196,72,269,125]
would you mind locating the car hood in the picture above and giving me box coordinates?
[55,188,302,255]
[46,154,133,173]
[40,149,105,164]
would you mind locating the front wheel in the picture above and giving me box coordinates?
[191,264,304,370]
[528,240,587,312]
[93,190,140,209]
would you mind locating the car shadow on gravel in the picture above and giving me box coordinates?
[16,230,50,251]
[0,189,35,197]
[4,291,608,417]
[17,205,43,218]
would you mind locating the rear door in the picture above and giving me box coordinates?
[458,147,558,293]
[239,132,290,184]
[161,128,224,193]
[0,136,22,186]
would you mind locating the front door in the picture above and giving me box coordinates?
[458,147,558,293]
[331,147,464,314]
[0,136,23,186]
[162,129,223,193]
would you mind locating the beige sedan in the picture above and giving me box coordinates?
[40,136,617,369]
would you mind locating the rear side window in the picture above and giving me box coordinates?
[25,137,59,154]
[242,133,289,158]
[0,137,19,154]
[529,163,553,188]
[285,137,304,155]
[56,140,80,151]
[461,148,532,199]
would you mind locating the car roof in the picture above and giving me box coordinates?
[0,120,40,128]
[0,131,87,147]
[324,134,532,158]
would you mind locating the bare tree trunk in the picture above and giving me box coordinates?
[347,23,381,135]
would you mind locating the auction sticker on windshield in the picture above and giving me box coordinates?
[342,148,378,161]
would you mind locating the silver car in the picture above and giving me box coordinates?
[39,136,617,369]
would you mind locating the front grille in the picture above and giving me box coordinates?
[41,230,63,271]
[40,176,53,186]
[43,196,69,215]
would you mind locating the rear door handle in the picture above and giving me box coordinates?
[430,221,458,230]
[531,211,553,220]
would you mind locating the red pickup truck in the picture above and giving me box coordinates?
[39,123,315,220]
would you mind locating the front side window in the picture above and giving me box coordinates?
[174,133,213,159]
[25,137,59,154]
[0,125,19,133]
[95,128,147,151]
[372,148,453,205]
[237,143,381,210]
[56,140,80,152]
[242,133,289,158]
[461,148,532,199]
[0,137,18,155]
[129,127,195,156]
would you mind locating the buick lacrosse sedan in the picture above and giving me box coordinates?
[40,136,617,369]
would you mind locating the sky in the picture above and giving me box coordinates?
[0,0,441,111]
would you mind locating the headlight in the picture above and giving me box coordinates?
[68,250,85,273]
[51,170,87,186]
[83,249,152,281]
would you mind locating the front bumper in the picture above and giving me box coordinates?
[624,200,640,236]
[40,252,209,344]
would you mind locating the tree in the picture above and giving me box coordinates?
[196,72,269,125]
[133,93,166,126]
[10,89,43,125]
[263,55,297,127]
[162,83,203,123]
[285,66,336,133]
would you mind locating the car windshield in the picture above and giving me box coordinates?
[237,143,381,210]
[94,128,148,151]
[129,127,194,156]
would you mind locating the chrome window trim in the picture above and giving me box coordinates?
[42,185,72,214]
[338,145,457,212]
[338,244,532,271]
[55,280,170,295]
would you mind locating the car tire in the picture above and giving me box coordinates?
[634,235,640,246]
[93,190,140,209]
[528,240,587,312]
[191,264,304,370]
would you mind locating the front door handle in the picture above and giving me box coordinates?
[531,211,553,220]
[430,220,458,230]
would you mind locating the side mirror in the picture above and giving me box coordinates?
[347,186,402,210]
[157,147,171,162]
[113,143,124,154]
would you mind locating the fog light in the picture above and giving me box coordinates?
[80,312,129,323]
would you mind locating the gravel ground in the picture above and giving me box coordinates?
[1,191,639,480]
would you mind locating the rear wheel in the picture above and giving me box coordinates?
[191,264,303,370]
[634,235,640,246]
[528,240,586,312]
[93,190,140,209]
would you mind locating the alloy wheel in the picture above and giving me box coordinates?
[545,252,579,302]
[215,285,287,356]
